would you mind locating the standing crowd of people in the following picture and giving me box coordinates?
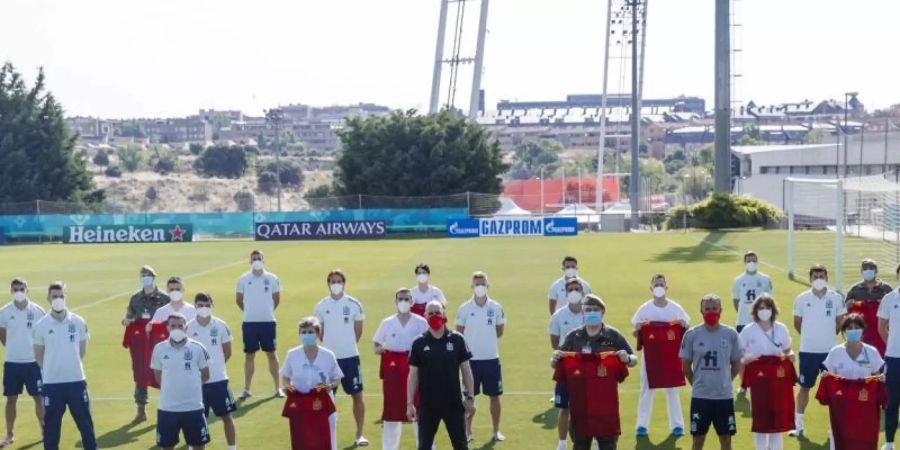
[2,250,900,449]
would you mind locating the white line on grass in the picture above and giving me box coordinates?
[73,259,248,312]
[690,235,788,274]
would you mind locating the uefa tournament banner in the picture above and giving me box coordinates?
[447,217,578,238]
[255,220,387,241]
[64,224,193,244]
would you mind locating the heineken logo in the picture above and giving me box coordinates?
[64,224,193,244]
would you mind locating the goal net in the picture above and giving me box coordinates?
[786,174,900,292]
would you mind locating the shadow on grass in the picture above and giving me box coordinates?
[797,435,829,450]
[15,441,43,450]
[94,421,155,448]
[531,406,558,430]
[734,391,751,419]
[229,395,277,420]
[636,434,683,449]
[648,232,735,264]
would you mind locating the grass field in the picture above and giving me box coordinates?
[0,230,866,449]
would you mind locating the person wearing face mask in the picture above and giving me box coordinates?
[411,264,446,317]
[408,301,475,450]
[33,282,96,450]
[280,317,343,450]
[373,288,429,450]
[680,295,742,450]
[789,264,846,438]
[314,269,368,447]
[819,314,885,450]
[846,259,892,357]
[455,271,506,443]
[631,274,690,438]
[150,313,212,450]
[553,294,637,450]
[121,265,169,422]
[235,250,283,401]
[548,256,593,316]
[150,277,197,332]
[732,251,774,336]
[0,278,46,447]
[878,266,900,450]
[737,294,795,450]
[548,278,586,450]
[186,293,237,450]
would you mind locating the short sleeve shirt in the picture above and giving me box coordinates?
[455,298,505,360]
[548,277,592,311]
[236,271,281,323]
[679,324,742,400]
[823,343,884,379]
[846,280,893,303]
[314,295,365,359]
[409,330,472,408]
[373,314,429,353]
[558,325,634,355]
[152,302,197,324]
[548,307,584,343]
[793,289,847,353]
[32,312,89,384]
[186,317,233,383]
[126,289,170,320]
[631,300,691,328]
[732,272,774,326]
[412,286,446,306]
[738,321,792,358]
[876,290,900,358]
[150,339,210,412]
[280,345,343,394]
[0,302,46,363]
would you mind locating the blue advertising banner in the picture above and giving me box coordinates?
[255,221,386,241]
[447,217,578,238]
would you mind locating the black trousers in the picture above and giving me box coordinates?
[417,404,468,450]
[572,435,617,450]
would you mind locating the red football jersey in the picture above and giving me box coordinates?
[815,374,886,450]
[282,388,336,450]
[410,303,427,318]
[380,351,413,422]
[637,322,686,389]
[741,356,796,433]
[122,319,156,388]
[146,322,169,389]
[849,301,886,356]
[554,352,628,439]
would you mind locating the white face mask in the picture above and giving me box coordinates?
[169,329,187,342]
[397,301,411,314]
[196,307,212,318]
[251,260,264,271]
[564,268,578,278]
[169,290,183,302]
[652,286,667,298]
[416,273,429,284]
[567,290,583,305]
[51,297,66,312]
[12,291,26,303]
[329,283,344,296]
[745,262,758,273]
[757,308,772,322]
[811,278,828,291]
[473,285,488,297]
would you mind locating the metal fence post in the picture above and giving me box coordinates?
[466,191,471,214]
[358,194,363,209]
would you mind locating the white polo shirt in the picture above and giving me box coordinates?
[548,306,583,345]
[732,272,774,326]
[738,322,792,358]
[823,343,884,380]
[793,289,847,354]
[314,295,365,359]
[32,311,89,384]
[186,317,233,384]
[0,301,46,363]
[236,271,281,323]
[631,299,690,327]
[280,345,343,394]
[152,302,197,324]
[548,277,592,312]
[412,285,446,306]
[151,339,210,412]
[373,314,428,352]
[455,298,505,361]
[878,290,900,358]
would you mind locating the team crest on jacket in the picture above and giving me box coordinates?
[776,366,785,378]
[859,388,869,402]
[666,330,676,341]
[312,398,322,411]
[68,322,76,334]
[184,349,193,360]
[446,342,454,352]
[597,364,607,378]
[720,338,728,348]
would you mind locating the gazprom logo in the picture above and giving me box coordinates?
[447,219,479,237]
[544,218,577,236]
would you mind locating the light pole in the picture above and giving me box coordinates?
[842,91,858,178]
[265,108,284,211]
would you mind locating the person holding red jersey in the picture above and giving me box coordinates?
[845,259,892,356]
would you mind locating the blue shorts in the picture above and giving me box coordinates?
[337,356,363,395]
[471,359,503,397]
[798,352,828,388]
[157,409,211,447]
[242,322,276,353]
[690,398,736,436]
[3,362,42,397]
[202,380,237,417]
[554,382,569,409]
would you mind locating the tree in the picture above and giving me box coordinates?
[0,63,104,204]
[233,190,255,211]
[189,143,204,155]
[150,147,176,174]
[104,165,122,178]
[92,151,109,166]
[117,145,144,172]
[336,110,508,195]
[118,120,146,138]
[509,140,561,180]
[193,145,249,178]
[259,160,304,188]
[257,171,278,194]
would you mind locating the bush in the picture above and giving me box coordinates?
[193,145,249,179]
[664,193,782,230]
[145,186,158,202]
[258,171,278,194]
[92,151,109,166]
[260,160,304,188]
[189,143,204,156]
[117,145,143,172]
[233,190,255,211]
[104,165,122,178]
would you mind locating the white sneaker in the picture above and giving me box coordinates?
[493,432,506,442]
[238,390,252,401]
[788,429,804,437]
[274,388,285,398]
[355,436,369,447]
[556,442,567,450]
[882,444,895,450]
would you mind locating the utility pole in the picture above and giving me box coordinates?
[469,0,490,119]
[713,0,732,193]
[629,0,641,227]
[843,91,858,178]
[265,108,284,211]
[595,0,613,214]
[429,0,450,114]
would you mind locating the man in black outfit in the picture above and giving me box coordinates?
[407,300,475,450]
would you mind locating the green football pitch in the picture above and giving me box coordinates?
[0,230,865,449]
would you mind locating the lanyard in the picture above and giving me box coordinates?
[846,344,871,367]
[760,324,782,349]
